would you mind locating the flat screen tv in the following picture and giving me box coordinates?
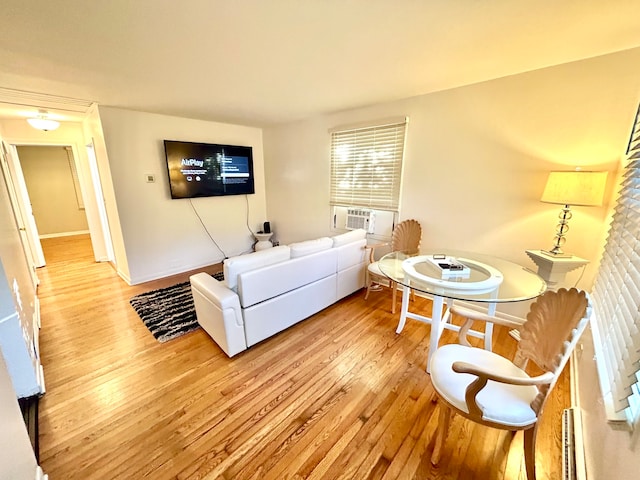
[164,140,255,199]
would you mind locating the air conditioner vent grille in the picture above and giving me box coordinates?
[562,407,578,480]
[345,208,375,233]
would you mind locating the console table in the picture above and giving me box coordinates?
[525,249,589,289]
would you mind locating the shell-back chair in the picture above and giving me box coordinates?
[364,219,422,313]
[429,287,591,480]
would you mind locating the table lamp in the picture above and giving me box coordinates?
[540,169,607,256]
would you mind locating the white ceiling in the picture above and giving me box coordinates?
[1,0,640,127]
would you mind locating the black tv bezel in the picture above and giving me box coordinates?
[163,139,256,199]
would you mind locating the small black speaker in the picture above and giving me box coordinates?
[263,221,271,233]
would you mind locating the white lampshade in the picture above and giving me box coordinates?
[540,170,607,206]
[27,112,60,131]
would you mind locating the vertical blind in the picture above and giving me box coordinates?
[329,118,407,210]
[591,103,640,426]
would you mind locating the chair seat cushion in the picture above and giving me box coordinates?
[368,259,402,280]
[430,344,539,427]
[368,261,383,276]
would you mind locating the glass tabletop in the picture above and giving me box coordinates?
[378,249,547,303]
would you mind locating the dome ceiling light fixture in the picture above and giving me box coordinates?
[27,109,61,131]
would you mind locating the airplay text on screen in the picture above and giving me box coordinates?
[180,154,250,184]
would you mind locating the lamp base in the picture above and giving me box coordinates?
[540,249,573,258]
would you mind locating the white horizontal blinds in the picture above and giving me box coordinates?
[329,119,406,210]
[592,103,640,424]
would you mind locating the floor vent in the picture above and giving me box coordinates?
[562,407,586,480]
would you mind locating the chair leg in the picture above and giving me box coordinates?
[394,284,414,314]
[431,403,451,465]
[523,426,537,480]
[364,270,371,300]
[365,271,386,300]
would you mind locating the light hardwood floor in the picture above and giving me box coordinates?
[37,234,568,479]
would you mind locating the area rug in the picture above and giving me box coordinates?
[129,271,224,343]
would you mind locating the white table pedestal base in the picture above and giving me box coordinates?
[396,284,496,373]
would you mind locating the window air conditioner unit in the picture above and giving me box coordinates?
[346,208,375,233]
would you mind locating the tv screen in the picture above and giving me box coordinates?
[164,140,255,199]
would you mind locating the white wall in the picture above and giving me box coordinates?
[264,48,640,288]
[83,104,122,266]
[0,354,39,479]
[263,47,640,479]
[576,327,638,479]
[18,145,89,236]
[0,126,42,478]
[99,107,267,284]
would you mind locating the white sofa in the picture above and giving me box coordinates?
[189,229,367,357]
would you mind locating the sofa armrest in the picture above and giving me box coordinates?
[190,273,247,357]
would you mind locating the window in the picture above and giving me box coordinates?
[591,103,640,427]
[329,117,407,210]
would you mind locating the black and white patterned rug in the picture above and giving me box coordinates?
[129,271,224,343]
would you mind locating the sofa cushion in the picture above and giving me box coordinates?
[224,245,291,290]
[243,275,338,347]
[289,237,333,258]
[332,229,367,247]
[238,248,338,308]
[335,238,367,271]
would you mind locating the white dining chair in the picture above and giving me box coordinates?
[429,287,591,480]
[364,219,422,313]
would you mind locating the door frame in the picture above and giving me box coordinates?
[3,138,114,269]
[0,141,45,269]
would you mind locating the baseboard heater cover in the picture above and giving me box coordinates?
[562,407,586,480]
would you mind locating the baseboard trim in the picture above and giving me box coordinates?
[38,230,90,239]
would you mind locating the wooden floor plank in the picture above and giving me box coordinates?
[37,234,568,479]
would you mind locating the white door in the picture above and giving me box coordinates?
[0,142,45,269]
[86,141,114,261]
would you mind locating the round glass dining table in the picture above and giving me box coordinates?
[378,249,547,372]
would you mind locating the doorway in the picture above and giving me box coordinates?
[16,145,90,251]
[5,141,114,270]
